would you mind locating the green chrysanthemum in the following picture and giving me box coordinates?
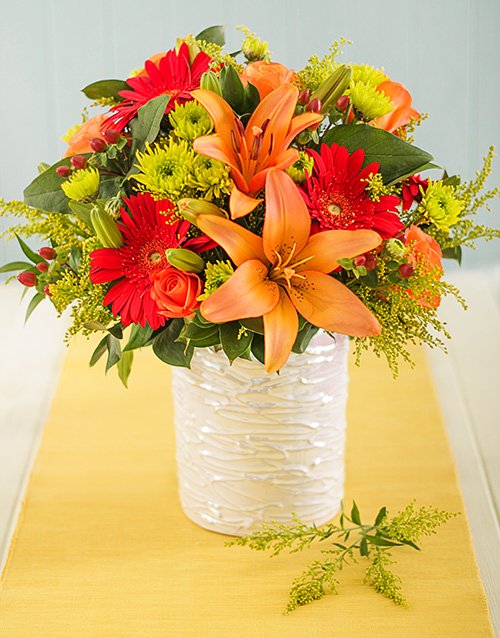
[61,167,100,202]
[188,155,232,200]
[132,140,195,200]
[237,25,270,62]
[349,81,393,121]
[421,181,464,231]
[286,151,315,183]
[169,102,213,142]
[198,260,234,300]
[351,64,388,87]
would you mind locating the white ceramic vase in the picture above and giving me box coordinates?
[171,331,350,536]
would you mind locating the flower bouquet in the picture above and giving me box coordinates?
[1,26,498,535]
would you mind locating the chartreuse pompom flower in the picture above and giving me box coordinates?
[349,81,393,121]
[421,181,464,231]
[237,25,270,62]
[197,260,234,300]
[286,152,315,184]
[351,64,388,87]
[168,102,213,141]
[132,140,195,200]
[61,167,100,202]
[188,155,232,200]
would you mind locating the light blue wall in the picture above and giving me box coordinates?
[1,0,499,266]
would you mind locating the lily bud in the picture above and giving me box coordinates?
[90,206,123,249]
[311,64,352,114]
[200,71,222,96]
[177,198,226,224]
[165,248,205,274]
[17,271,37,287]
[176,37,201,65]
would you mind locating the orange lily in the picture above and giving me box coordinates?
[373,81,420,133]
[192,85,322,219]
[196,169,382,373]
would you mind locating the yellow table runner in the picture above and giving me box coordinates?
[0,341,493,637]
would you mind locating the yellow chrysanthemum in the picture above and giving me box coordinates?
[61,167,100,202]
[286,151,315,183]
[169,102,213,141]
[351,64,388,87]
[421,181,464,231]
[198,260,234,300]
[131,140,195,200]
[188,155,232,200]
[349,81,393,121]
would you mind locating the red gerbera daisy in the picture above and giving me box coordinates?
[90,192,213,329]
[103,43,212,132]
[301,143,403,239]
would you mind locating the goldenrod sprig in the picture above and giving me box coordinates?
[228,501,455,614]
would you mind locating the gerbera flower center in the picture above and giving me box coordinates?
[319,192,355,227]
[139,240,169,272]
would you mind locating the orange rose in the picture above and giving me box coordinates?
[405,225,442,308]
[373,81,420,133]
[240,62,295,99]
[64,114,108,158]
[150,268,202,319]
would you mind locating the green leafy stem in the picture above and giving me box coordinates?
[226,500,456,614]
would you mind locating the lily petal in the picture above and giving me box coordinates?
[201,259,279,323]
[247,149,299,194]
[229,185,263,220]
[263,170,311,263]
[288,270,381,336]
[263,288,299,373]
[245,84,298,148]
[282,112,323,149]
[192,88,239,150]
[295,229,382,273]
[196,214,267,266]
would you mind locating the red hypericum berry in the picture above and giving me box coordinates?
[102,129,121,144]
[70,155,87,169]
[44,285,52,297]
[56,165,71,178]
[38,247,56,260]
[90,137,107,153]
[17,271,37,287]
[354,255,366,267]
[336,95,350,111]
[364,253,378,270]
[297,89,311,106]
[36,262,49,273]
[306,98,322,113]
[398,263,415,278]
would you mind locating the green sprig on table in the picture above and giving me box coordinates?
[227,501,456,614]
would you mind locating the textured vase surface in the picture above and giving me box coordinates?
[171,331,350,536]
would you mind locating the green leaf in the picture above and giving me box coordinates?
[25,293,45,322]
[220,64,246,113]
[68,246,82,272]
[400,539,421,551]
[105,335,122,372]
[442,245,462,265]
[0,261,35,274]
[68,201,94,229]
[24,156,88,213]
[82,79,128,101]
[99,175,124,199]
[251,334,265,365]
[220,322,253,363]
[15,235,44,264]
[243,82,260,113]
[107,323,123,339]
[375,506,387,526]
[350,501,361,525]
[153,319,194,367]
[130,94,170,155]
[292,323,319,354]
[117,350,133,388]
[359,537,369,557]
[123,324,154,352]
[195,25,225,46]
[89,335,109,367]
[364,535,403,547]
[178,321,220,347]
[322,124,434,185]
[240,317,264,334]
